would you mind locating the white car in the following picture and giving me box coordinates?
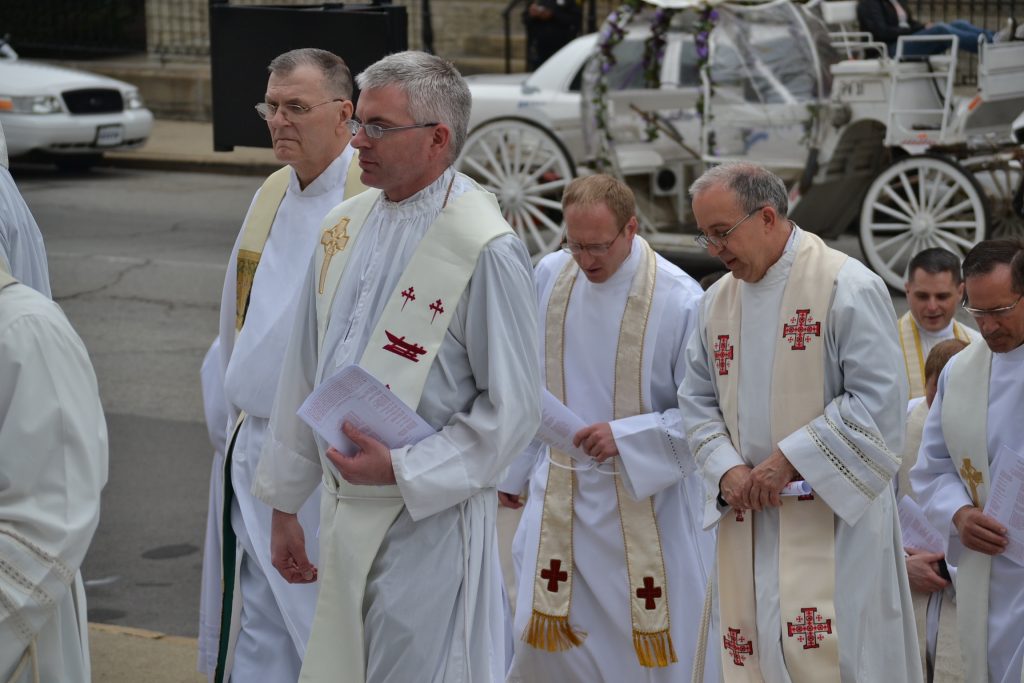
[0,39,153,170]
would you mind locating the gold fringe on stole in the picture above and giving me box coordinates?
[522,610,587,652]
[235,249,260,331]
[633,630,677,668]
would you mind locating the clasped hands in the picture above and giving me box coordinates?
[719,448,799,512]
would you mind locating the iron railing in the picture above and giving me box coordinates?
[0,0,146,58]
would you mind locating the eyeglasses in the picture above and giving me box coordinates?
[345,119,439,139]
[561,222,628,256]
[962,295,1022,319]
[255,99,344,121]
[693,207,764,250]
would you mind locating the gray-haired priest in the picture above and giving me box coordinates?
[252,51,540,683]
[678,162,922,682]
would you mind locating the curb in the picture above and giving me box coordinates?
[89,622,198,647]
[100,154,279,177]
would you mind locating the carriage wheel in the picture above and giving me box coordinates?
[860,156,988,290]
[457,118,575,261]
[963,157,1024,240]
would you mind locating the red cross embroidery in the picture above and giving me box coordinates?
[401,286,416,310]
[429,298,445,323]
[382,330,427,362]
[797,492,815,501]
[636,576,662,610]
[541,559,568,593]
[782,309,821,351]
[735,509,745,522]
[723,627,754,666]
[787,606,833,650]
[713,334,734,375]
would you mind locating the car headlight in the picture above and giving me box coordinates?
[123,89,145,110]
[0,95,62,114]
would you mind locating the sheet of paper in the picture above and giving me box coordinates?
[983,445,1024,567]
[297,365,436,458]
[537,389,590,464]
[780,480,812,497]
[897,495,945,554]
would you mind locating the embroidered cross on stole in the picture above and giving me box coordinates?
[940,340,993,683]
[706,230,846,683]
[524,238,676,668]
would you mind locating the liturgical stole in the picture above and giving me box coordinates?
[898,312,973,399]
[234,154,366,332]
[940,339,994,683]
[707,230,846,682]
[298,181,511,683]
[524,237,676,668]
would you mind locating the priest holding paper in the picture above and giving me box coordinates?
[197,48,364,682]
[678,162,921,682]
[499,174,717,682]
[911,239,1024,683]
[253,52,540,683]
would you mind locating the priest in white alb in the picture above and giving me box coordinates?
[0,125,51,297]
[911,239,1024,683]
[678,162,921,682]
[252,52,540,683]
[499,174,718,682]
[898,247,979,403]
[196,48,364,682]
[0,263,108,683]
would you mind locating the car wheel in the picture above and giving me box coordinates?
[457,118,575,261]
[859,155,987,290]
[55,154,103,172]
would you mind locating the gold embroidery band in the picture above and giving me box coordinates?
[525,238,676,666]
[898,312,927,399]
[235,166,290,331]
[707,231,845,683]
[940,340,992,683]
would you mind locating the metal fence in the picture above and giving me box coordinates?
[0,0,146,57]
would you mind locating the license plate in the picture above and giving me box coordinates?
[95,124,124,147]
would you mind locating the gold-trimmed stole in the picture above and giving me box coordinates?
[524,238,677,667]
[236,152,367,332]
[899,312,975,398]
[707,230,846,683]
[940,339,992,683]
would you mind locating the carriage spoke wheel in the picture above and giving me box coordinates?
[860,156,987,290]
[457,118,575,262]
[963,157,1024,240]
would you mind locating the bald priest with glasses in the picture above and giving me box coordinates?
[197,47,366,683]
[499,174,718,682]
[678,162,921,682]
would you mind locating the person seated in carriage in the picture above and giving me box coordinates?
[857,0,998,57]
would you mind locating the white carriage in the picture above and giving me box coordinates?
[457,0,1024,288]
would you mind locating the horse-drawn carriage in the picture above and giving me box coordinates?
[458,0,1024,288]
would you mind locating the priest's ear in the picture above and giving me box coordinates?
[337,100,354,125]
[625,215,639,240]
[429,123,452,160]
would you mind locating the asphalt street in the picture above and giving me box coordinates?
[12,163,920,640]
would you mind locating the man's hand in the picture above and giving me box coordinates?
[270,509,317,584]
[953,505,1008,556]
[498,491,523,509]
[747,448,799,511]
[719,465,753,511]
[905,547,949,593]
[574,423,619,463]
[326,422,397,486]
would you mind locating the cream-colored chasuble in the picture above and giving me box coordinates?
[940,340,993,683]
[235,155,366,331]
[707,231,846,683]
[297,183,511,683]
[524,237,676,667]
[898,312,973,399]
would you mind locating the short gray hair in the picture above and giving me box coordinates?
[268,48,354,101]
[356,51,471,164]
[689,162,789,218]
